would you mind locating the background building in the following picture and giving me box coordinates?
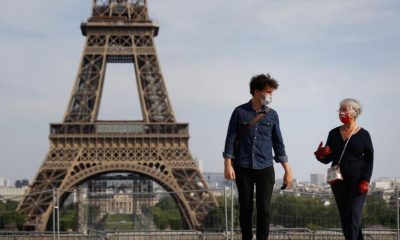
[0,177,28,200]
[372,177,397,190]
[15,179,29,188]
[0,177,5,187]
[310,173,325,186]
[203,172,225,189]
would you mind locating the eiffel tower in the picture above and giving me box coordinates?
[18,0,216,231]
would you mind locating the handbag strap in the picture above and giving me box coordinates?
[337,126,359,165]
[235,108,271,145]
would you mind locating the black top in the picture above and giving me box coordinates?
[319,127,374,181]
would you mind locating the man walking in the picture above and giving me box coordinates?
[223,74,292,240]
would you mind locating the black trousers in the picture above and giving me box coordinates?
[234,165,275,240]
[331,177,367,240]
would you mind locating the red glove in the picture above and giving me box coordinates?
[314,141,332,159]
[359,180,369,194]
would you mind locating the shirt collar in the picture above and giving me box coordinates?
[244,99,269,113]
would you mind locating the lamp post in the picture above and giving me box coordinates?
[52,188,56,240]
[396,179,399,240]
[231,181,234,240]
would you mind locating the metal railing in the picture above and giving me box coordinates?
[1,180,399,240]
[49,122,189,136]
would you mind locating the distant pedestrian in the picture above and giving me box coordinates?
[314,98,373,240]
[223,73,293,240]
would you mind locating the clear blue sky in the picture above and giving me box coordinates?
[1,0,399,183]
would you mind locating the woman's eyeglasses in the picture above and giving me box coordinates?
[337,109,355,114]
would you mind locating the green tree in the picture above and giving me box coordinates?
[363,195,397,228]
[60,204,78,231]
[0,200,26,230]
[203,196,226,230]
[152,195,183,230]
[270,194,340,228]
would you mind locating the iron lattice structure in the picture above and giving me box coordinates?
[18,0,216,231]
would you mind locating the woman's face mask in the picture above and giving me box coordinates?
[339,113,352,124]
[338,109,356,123]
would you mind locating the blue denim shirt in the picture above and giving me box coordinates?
[223,100,288,169]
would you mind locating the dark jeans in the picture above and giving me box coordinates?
[331,177,367,240]
[234,165,275,240]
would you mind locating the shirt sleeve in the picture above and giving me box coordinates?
[317,130,335,164]
[271,111,288,163]
[360,131,374,181]
[222,109,238,159]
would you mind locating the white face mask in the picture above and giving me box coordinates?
[261,94,272,106]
